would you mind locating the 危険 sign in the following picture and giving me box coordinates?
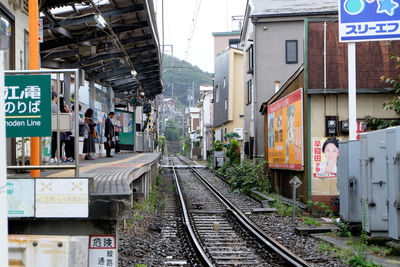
[267,88,304,170]
[5,75,51,137]
[89,235,116,267]
[339,0,400,42]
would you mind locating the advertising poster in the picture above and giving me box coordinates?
[312,137,340,178]
[7,179,34,217]
[94,110,106,143]
[115,109,135,146]
[339,0,400,42]
[267,88,303,170]
[312,137,340,197]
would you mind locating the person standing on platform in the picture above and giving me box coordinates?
[104,112,115,157]
[83,108,98,160]
[67,104,84,161]
[50,92,58,164]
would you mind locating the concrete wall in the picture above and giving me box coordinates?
[253,20,305,158]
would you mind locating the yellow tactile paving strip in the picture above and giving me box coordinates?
[47,153,144,177]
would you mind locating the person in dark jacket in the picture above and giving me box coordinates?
[83,108,98,160]
[104,112,115,157]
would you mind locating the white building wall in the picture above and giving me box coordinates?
[203,93,212,125]
[0,2,30,70]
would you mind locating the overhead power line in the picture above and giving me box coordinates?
[185,0,202,62]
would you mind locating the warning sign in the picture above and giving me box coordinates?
[89,235,117,267]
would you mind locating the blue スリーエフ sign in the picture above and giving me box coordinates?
[339,0,400,42]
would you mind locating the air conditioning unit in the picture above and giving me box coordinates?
[78,46,96,57]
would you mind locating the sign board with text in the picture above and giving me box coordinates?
[89,235,117,267]
[5,75,51,137]
[339,0,400,42]
[7,179,34,217]
[267,88,304,170]
[35,179,89,218]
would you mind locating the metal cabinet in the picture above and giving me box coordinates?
[386,127,400,240]
[360,129,388,235]
[338,140,362,223]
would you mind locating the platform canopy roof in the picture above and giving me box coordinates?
[40,0,162,99]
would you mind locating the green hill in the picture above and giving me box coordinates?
[162,54,213,106]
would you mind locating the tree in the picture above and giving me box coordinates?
[365,43,400,130]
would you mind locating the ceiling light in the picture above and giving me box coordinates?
[94,14,107,29]
[131,70,138,77]
[140,92,145,96]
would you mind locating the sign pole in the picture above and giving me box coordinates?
[292,183,297,224]
[348,42,357,141]
[289,176,302,224]
[29,0,40,177]
[0,50,8,267]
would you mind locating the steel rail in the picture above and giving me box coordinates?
[170,157,213,267]
[177,156,310,267]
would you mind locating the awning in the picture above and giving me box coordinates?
[40,0,162,100]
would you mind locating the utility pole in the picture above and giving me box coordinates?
[29,0,40,177]
[0,50,8,267]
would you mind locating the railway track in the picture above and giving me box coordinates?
[168,155,310,266]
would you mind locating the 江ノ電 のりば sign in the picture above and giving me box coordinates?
[4,75,51,137]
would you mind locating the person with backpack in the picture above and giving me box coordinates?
[104,112,115,157]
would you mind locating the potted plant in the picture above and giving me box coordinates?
[213,140,225,168]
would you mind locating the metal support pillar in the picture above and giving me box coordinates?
[89,80,95,109]
[64,73,71,106]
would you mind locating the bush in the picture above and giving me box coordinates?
[226,162,259,193]
[228,139,240,164]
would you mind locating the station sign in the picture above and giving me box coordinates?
[5,75,51,137]
[339,0,400,42]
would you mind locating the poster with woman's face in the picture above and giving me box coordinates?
[312,137,340,178]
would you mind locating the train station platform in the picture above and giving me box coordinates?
[8,152,160,236]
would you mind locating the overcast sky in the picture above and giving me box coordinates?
[155,0,247,73]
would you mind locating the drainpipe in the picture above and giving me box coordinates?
[274,81,281,93]
[253,20,258,160]
[323,22,327,92]
[305,18,312,201]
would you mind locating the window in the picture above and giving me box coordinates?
[223,77,226,88]
[285,40,298,64]
[215,85,219,102]
[224,99,227,110]
[246,45,254,74]
[246,79,252,105]
[0,12,13,70]
[24,30,29,69]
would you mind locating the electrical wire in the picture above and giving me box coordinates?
[184,0,202,62]
[162,0,165,63]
